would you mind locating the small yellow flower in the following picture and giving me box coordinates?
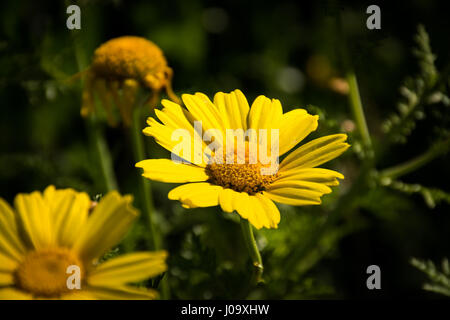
[0,186,167,300]
[82,36,179,126]
[136,89,350,229]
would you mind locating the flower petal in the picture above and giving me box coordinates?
[0,272,13,286]
[268,179,332,195]
[264,188,323,206]
[277,167,344,186]
[0,288,32,300]
[0,252,19,273]
[61,291,97,300]
[144,99,208,165]
[168,183,222,208]
[0,198,26,262]
[73,192,138,263]
[88,251,167,286]
[218,188,280,229]
[43,186,90,248]
[182,92,226,133]
[136,159,208,183]
[14,191,53,249]
[213,90,249,130]
[280,134,350,170]
[85,285,158,300]
[279,110,319,156]
[248,96,283,131]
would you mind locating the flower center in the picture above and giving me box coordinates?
[205,141,279,194]
[206,162,278,194]
[15,248,83,298]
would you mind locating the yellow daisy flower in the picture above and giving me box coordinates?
[0,186,167,300]
[136,89,350,229]
[81,36,180,126]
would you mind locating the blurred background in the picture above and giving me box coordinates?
[0,0,449,299]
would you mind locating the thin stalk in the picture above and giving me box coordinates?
[346,72,372,151]
[71,27,118,193]
[130,104,169,299]
[240,218,264,284]
[130,106,159,250]
[87,117,119,192]
[379,139,450,180]
[337,11,373,156]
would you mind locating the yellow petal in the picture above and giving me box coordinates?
[268,179,332,195]
[182,92,225,133]
[143,117,206,166]
[0,272,13,286]
[243,195,279,229]
[279,110,319,156]
[0,252,19,272]
[278,167,344,186]
[14,191,53,249]
[88,251,167,286]
[169,183,222,208]
[264,188,322,206]
[44,186,90,247]
[73,192,138,263]
[248,96,283,131]
[218,188,280,229]
[280,134,350,170]
[0,288,32,300]
[85,285,159,300]
[149,99,209,164]
[61,291,97,300]
[0,198,26,262]
[136,159,208,183]
[254,193,280,228]
[218,188,236,213]
[213,90,249,130]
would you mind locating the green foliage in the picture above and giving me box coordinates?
[381,25,447,144]
[411,258,450,297]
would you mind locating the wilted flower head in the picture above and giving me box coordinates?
[82,36,179,126]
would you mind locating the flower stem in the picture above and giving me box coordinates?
[240,218,264,284]
[130,106,159,250]
[130,103,170,299]
[87,117,119,192]
[346,72,372,151]
[337,11,373,157]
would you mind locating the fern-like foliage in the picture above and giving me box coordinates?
[382,25,444,143]
[383,180,450,209]
[411,257,450,297]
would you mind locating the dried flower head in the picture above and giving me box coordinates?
[81,36,179,126]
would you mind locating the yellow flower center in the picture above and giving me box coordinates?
[15,248,84,298]
[205,143,279,194]
[206,163,278,194]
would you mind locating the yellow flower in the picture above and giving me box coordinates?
[0,186,167,300]
[81,36,179,126]
[136,89,350,229]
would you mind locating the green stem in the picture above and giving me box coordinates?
[337,11,373,156]
[130,105,170,299]
[130,106,159,250]
[240,218,264,284]
[346,72,372,151]
[70,19,118,193]
[87,117,119,192]
[379,139,450,180]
